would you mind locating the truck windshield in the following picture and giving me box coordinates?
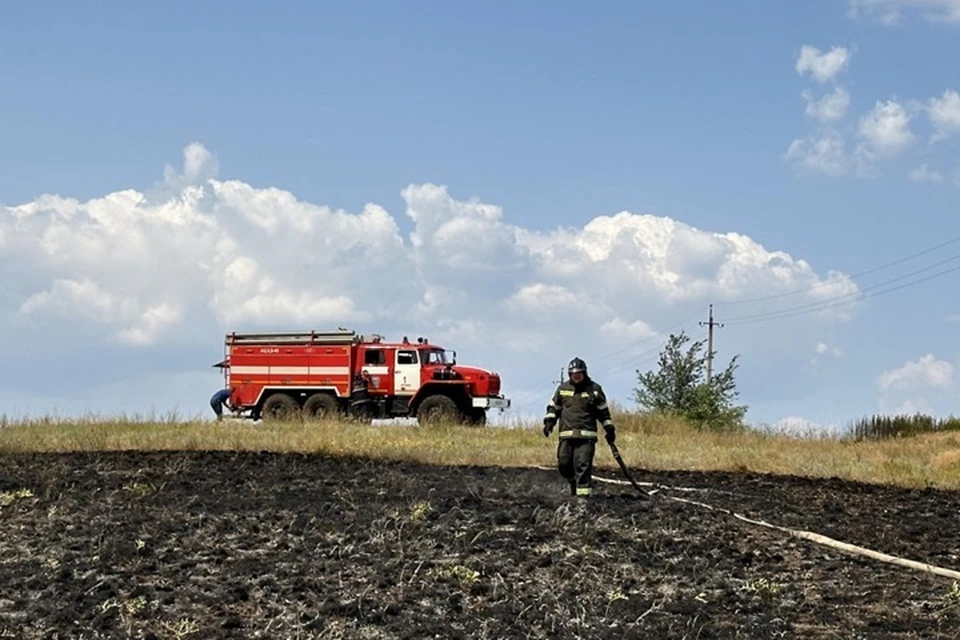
[423,349,449,365]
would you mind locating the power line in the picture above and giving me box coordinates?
[505,229,960,418]
[590,314,706,380]
[724,262,960,326]
[507,307,706,414]
[588,305,708,366]
[506,238,960,415]
[721,250,960,324]
[715,234,960,308]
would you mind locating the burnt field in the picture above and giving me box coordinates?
[2,450,960,639]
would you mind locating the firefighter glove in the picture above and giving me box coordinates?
[542,418,555,437]
[604,426,616,445]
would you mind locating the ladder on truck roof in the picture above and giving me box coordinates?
[225,329,358,345]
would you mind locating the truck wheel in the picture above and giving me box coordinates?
[417,394,460,425]
[466,409,487,427]
[261,393,300,422]
[303,393,339,421]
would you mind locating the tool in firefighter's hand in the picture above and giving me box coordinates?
[608,441,651,499]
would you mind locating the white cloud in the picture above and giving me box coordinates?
[600,318,657,341]
[0,143,865,417]
[877,354,954,391]
[769,416,844,437]
[19,278,182,346]
[795,45,852,83]
[876,353,956,417]
[927,89,960,141]
[909,163,945,183]
[162,142,219,188]
[785,130,853,176]
[505,283,581,314]
[849,0,960,25]
[856,99,916,160]
[811,341,844,364]
[803,87,851,122]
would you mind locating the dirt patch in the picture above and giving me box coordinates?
[1,450,959,638]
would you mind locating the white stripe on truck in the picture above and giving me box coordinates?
[230,366,350,376]
[362,366,390,375]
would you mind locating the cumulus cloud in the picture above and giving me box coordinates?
[795,45,852,83]
[769,416,844,437]
[162,142,220,188]
[803,87,851,122]
[0,143,864,417]
[856,99,916,160]
[785,130,854,176]
[785,45,960,180]
[788,46,857,174]
[849,0,960,25]
[811,341,844,365]
[600,318,657,341]
[814,342,840,356]
[927,89,960,141]
[909,164,945,183]
[877,354,954,390]
[18,278,182,346]
[875,353,956,417]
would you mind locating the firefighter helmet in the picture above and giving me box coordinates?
[568,357,587,374]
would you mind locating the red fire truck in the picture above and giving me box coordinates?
[212,329,510,425]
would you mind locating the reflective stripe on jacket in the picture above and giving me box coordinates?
[544,378,613,439]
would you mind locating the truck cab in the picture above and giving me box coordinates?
[358,337,508,424]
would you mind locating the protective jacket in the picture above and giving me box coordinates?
[544,377,615,440]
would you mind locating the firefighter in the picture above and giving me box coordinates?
[542,357,616,500]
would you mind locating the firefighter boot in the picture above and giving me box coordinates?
[574,494,589,514]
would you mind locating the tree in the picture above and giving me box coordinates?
[633,331,747,430]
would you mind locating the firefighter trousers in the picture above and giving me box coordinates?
[557,438,596,497]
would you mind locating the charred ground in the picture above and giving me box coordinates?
[1,450,959,639]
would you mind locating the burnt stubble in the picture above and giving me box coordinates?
[1,450,959,639]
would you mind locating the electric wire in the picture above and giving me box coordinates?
[715,234,960,308]
[721,251,960,325]
[723,261,960,326]
[507,308,706,414]
[507,232,960,416]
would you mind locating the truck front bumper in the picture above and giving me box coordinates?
[472,396,511,409]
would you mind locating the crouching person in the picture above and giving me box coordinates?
[210,388,234,421]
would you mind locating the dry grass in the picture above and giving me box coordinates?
[3,411,960,491]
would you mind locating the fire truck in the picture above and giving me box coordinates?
[211,329,510,425]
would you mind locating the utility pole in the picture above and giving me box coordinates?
[699,304,724,384]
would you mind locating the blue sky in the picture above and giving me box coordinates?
[1,1,959,431]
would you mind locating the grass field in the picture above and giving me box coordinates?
[4,410,960,490]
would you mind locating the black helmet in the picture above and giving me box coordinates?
[568,357,587,374]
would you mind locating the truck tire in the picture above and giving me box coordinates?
[261,393,300,422]
[417,394,460,425]
[303,393,339,421]
[466,409,487,427]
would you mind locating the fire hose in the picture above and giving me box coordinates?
[607,441,652,499]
